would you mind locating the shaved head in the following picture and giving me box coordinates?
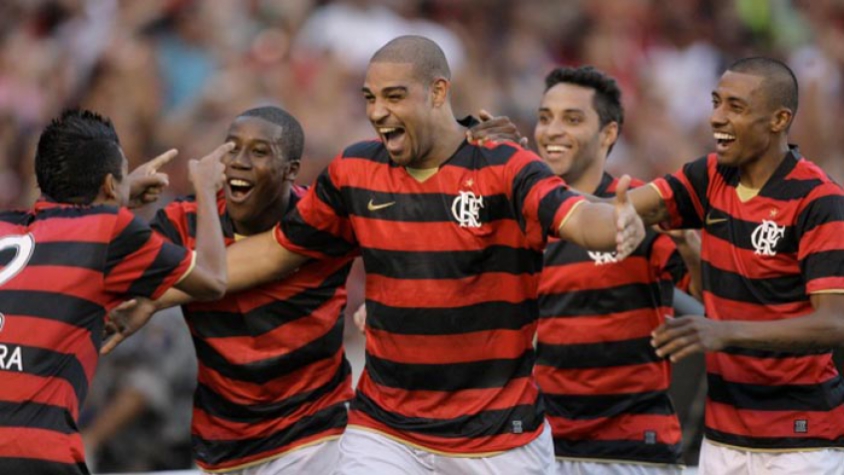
[728,57,798,116]
[370,35,451,84]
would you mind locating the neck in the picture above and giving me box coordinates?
[739,139,790,189]
[415,112,466,169]
[565,155,607,194]
[231,186,291,236]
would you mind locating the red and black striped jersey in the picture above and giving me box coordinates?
[653,147,844,450]
[535,173,687,465]
[0,200,192,475]
[277,138,585,454]
[151,187,355,472]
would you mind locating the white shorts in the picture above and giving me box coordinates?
[333,422,554,475]
[206,439,340,475]
[699,438,844,475]
[555,458,682,475]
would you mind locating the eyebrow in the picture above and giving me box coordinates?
[538,107,586,114]
[362,86,409,95]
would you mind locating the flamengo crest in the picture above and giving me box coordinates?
[452,191,484,228]
[751,220,785,256]
[587,251,619,265]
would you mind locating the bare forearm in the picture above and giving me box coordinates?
[191,189,227,296]
[674,231,702,300]
[724,311,844,351]
[225,230,310,293]
[564,202,617,252]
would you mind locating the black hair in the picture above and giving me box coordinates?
[544,65,624,134]
[370,35,451,84]
[727,57,798,116]
[237,106,305,163]
[35,109,124,204]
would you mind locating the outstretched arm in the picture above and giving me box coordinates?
[651,293,844,362]
[558,175,645,259]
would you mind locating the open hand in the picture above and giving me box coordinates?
[614,175,645,259]
[127,149,177,208]
[101,298,159,355]
[466,109,528,148]
[189,142,234,193]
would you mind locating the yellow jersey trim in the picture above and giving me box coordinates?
[200,435,340,473]
[347,425,509,458]
[174,251,197,285]
[555,455,685,469]
[648,181,665,199]
[556,200,587,237]
[405,167,439,183]
[736,183,760,203]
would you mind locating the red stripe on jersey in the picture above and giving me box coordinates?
[546,413,682,444]
[1,316,97,383]
[539,256,653,293]
[191,381,349,440]
[3,266,113,307]
[0,427,84,464]
[0,373,79,420]
[535,362,670,396]
[702,292,810,322]
[808,276,844,293]
[366,272,536,308]
[799,221,844,258]
[195,344,350,406]
[349,217,529,251]
[537,310,666,345]
[193,429,344,472]
[706,400,844,439]
[201,298,346,366]
[702,233,798,279]
[356,372,537,419]
[706,352,839,386]
[348,409,544,455]
[367,326,533,364]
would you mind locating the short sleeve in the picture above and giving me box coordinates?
[651,156,711,229]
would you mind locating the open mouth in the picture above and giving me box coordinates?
[227,178,254,202]
[378,126,406,154]
[543,144,570,157]
[714,132,736,151]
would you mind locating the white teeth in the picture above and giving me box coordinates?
[379,127,398,134]
[545,145,566,152]
[714,132,735,141]
[228,179,251,187]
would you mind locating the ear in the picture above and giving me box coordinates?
[284,160,301,182]
[770,107,792,133]
[430,77,450,108]
[101,173,119,201]
[600,122,619,150]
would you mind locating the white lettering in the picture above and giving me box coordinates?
[751,220,786,256]
[0,344,23,372]
[451,191,484,228]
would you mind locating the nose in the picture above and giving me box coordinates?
[710,103,727,128]
[368,98,389,124]
[226,147,251,169]
[543,117,566,140]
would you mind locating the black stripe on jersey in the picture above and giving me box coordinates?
[703,263,805,305]
[366,350,533,391]
[125,241,187,298]
[33,204,118,222]
[194,359,350,423]
[0,290,104,330]
[537,186,575,239]
[513,160,556,232]
[553,438,682,465]
[705,427,844,450]
[103,217,152,276]
[797,195,844,236]
[765,178,826,201]
[707,372,844,412]
[281,208,356,257]
[662,249,687,286]
[0,210,31,226]
[192,402,348,467]
[722,346,832,358]
[0,458,88,475]
[446,141,518,169]
[352,391,544,438]
[187,265,351,339]
[315,169,349,217]
[704,211,798,255]
[192,318,344,384]
[542,391,674,420]
[802,250,844,282]
[0,242,106,271]
[8,344,89,409]
[366,299,537,336]
[536,337,659,370]
[344,188,512,223]
[0,400,76,434]
[342,140,388,162]
[542,235,653,266]
[362,246,541,280]
[539,283,662,318]
[151,208,184,246]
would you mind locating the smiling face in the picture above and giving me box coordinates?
[363,62,438,168]
[534,83,608,184]
[222,116,297,231]
[710,70,779,167]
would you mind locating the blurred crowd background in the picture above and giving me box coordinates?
[2,0,844,472]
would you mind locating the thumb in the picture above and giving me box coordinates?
[133,172,169,189]
[100,334,125,355]
[145,149,178,174]
[478,109,493,122]
[615,174,632,205]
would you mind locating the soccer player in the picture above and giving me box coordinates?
[635,58,844,474]
[150,106,357,474]
[184,35,644,474]
[532,65,700,475]
[0,109,230,475]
